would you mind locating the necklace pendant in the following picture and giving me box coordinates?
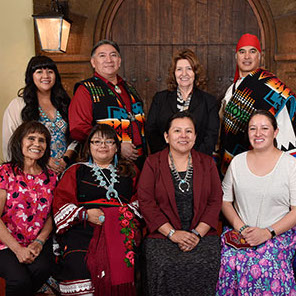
[178,180,190,193]
[106,185,119,200]
[114,85,122,94]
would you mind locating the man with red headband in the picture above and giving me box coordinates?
[219,33,296,176]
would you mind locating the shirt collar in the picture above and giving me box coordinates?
[94,72,123,86]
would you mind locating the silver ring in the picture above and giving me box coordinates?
[99,215,105,223]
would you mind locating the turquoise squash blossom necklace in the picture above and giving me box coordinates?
[91,164,119,201]
[169,151,193,193]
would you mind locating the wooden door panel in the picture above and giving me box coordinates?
[111,0,261,111]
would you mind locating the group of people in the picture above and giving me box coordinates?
[0,33,296,296]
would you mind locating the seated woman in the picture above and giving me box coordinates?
[53,124,140,296]
[0,121,57,296]
[146,49,219,155]
[2,56,77,174]
[138,111,222,296]
[216,110,296,295]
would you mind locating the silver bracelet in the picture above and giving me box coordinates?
[167,229,176,239]
[34,238,44,246]
[191,229,202,240]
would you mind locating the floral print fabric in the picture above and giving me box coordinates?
[216,227,296,296]
[0,164,57,250]
[119,206,137,267]
[39,107,68,159]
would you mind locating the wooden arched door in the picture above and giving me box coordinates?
[95,0,265,113]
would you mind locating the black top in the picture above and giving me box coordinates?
[145,88,220,155]
[171,171,194,231]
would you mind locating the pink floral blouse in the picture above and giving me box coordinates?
[0,163,57,250]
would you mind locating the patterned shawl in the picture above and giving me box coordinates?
[220,68,296,176]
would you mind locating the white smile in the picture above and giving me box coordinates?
[29,148,42,153]
[254,139,264,143]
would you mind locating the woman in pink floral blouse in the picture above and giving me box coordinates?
[53,124,140,296]
[0,121,57,296]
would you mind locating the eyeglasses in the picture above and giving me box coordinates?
[90,140,116,147]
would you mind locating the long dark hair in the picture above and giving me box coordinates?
[83,124,135,177]
[7,121,51,179]
[18,56,70,123]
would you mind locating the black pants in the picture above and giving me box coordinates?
[0,238,54,296]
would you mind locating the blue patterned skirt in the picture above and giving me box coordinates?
[216,227,296,296]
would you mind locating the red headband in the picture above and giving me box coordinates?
[234,34,261,83]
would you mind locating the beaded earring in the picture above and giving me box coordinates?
[114,153,118,166]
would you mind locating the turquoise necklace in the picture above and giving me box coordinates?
[91,163,120,202]
[169,151,193,193]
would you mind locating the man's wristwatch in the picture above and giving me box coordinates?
[267,226,276,238]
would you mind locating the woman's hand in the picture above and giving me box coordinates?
[14,246,35,264]
[48,157,66,175]
[87,208,105,225]
[170,230,199,251]
[242,227,271,246]
[27,240,43,258]
[121,142,138,161]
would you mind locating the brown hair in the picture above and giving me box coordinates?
[167,49,205,91]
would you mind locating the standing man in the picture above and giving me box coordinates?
[219,33,296,175]
[69,40,146,169]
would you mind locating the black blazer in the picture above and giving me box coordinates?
[146,88,220,155]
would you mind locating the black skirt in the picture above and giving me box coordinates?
[142,235,220,296]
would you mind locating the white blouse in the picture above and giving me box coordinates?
[2,97,24,161]
[223,151,296,228]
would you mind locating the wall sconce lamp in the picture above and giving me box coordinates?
[32,0,72,53]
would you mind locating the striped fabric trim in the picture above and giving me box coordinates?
[54,203,83,234]
[59,279,94,296]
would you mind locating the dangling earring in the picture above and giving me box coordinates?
[89,156,93,164]
[114,154,118,166]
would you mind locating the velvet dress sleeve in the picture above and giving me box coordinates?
[53,164,87,234]
[138,156,169,233]
[198,157,223,230]
[69,85,94,143]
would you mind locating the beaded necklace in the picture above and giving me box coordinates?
[169,151,193,193]
[91,163,121,203]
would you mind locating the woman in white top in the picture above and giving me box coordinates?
[2,56,77,174]
[216,110,296,295]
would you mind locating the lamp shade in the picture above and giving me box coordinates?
[33,15,71,53]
